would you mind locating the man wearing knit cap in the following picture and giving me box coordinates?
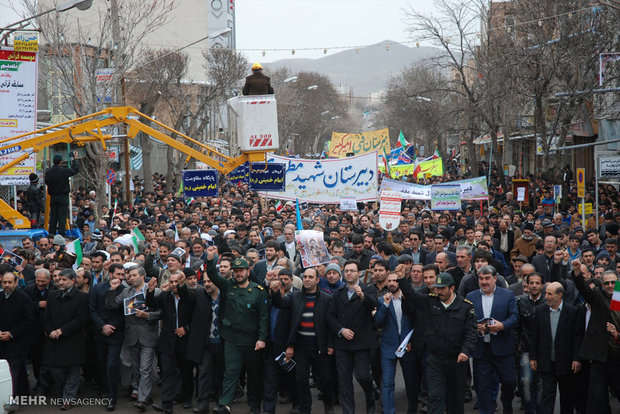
[25,173,43,226]
[44,153,79,235]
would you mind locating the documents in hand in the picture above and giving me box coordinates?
[395,330,414,358]
[124,292,146,316]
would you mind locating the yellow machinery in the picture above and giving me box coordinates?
[0,105,274,229]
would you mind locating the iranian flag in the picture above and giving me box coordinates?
[395,130,409,148]
[412,157,422,180]
[132,227,145,242]
[611,281,620,311]
[382,148,392,178]
[129,235,140,254]
[431,149,441,159]
[275,200,283,212]
[65,239,83,270]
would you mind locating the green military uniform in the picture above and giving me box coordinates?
[206,256,269,412]
[398,273,477,414]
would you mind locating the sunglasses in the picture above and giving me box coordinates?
[603,281,616,286]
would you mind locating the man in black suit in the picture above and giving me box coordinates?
[25,268,53,388]
[252,240,279,285]
[185,272,222,414]
[494,219,515,264]
[530,282,583,414]
[280,226,301,269]
[263,268,299,414]
[146,272,196,413]
[89,263,126,410]
[573,261,620,413]
[271,267,335,414]
[41,268,90,410]
[328,260,377,414]
[0,271,34,396]
[345,234,373,271]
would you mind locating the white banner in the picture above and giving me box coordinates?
[379,191,402,231]
[380,176,488,201]
[431,184,461,211]
[261,152,378,203]
[0,49,38,185]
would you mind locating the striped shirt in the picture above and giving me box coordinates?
[298,293,317,344]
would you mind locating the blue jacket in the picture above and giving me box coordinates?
[374,296,413,360]
[466,286,518,358]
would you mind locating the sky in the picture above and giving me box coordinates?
[235,0,436,63]
[0,0,437,63]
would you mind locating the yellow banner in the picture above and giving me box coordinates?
[329,128,390,158]
[378,158,444,179]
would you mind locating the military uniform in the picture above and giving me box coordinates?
[207,257,269,413]
[399,273,477,414]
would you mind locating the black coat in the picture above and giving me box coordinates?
[146,285,196,356]
[242,72,274,96]
[185,286,217,364]
[44,163,79,196]
[24,285,53,345]
[272,287,333,354]
[328,282,377,351]
[574,273,617,362]
[43,288,89,366]
[0,288,34,358]
[25,183,43,215]
[530,302,583,375]
[89,281,125,344]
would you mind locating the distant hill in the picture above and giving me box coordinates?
[264,41,444,95]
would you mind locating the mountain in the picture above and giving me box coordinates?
[264,41,444,96]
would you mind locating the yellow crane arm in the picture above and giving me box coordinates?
[0,106,272,229]
[0,106,269,176]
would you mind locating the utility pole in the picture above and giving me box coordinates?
[110,0,132,209]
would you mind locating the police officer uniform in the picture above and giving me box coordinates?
[399,273,477,414]
[207,257,269,414]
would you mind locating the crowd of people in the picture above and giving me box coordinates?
[0,162,619,414]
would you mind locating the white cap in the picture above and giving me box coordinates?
[200,233,213,242]
[223,230,236,238]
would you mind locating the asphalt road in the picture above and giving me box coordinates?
[13,364,620,413]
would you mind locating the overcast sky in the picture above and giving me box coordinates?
[235,0,436,63]
[0,0,436,62]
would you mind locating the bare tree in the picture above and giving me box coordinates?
[271,70,354,156]
[379,63,456,156]
[23,0,174,214]
[126,49,189,193]
[404,0,517,190]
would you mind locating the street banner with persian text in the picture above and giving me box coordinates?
[182,169,218,197]
[0,49,38,185]
[248,163,286,191]
[261,152,378,203]
[329,128,390,158]
[380,176,489,201]
[379,191,402,231]
[431,185,461,211]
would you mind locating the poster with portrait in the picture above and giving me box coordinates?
[123,292,146,316]
[295,230,331,268]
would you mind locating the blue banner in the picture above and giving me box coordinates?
[183,170,218,197]
[229,163,249,184]
[249,163,286,191]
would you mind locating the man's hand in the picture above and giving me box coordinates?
[383,292,392,306]
[135,309,149,319]
[395,264,407,279]
[269,280,281,293]
[255,340,266,351]
[488,319,504,333]
[147,277,157,292]
[607,322,618,339]
[175,327,186,337]
[49,329,63,339]
[285,346,294,361]
[341,328,355,340]
[160,281,170,291]
[39,300,47,309]
[327,348,334,355]
[101,324,115,336]
[265,270,278,284]
[457,353,469,363]
[109,278,122,290]
[206,246,217,261]
[553,249,564,264]
[477,323,487,335]
[572,361,582,373]
[571,259,582,275]
[530,360,537,371]
[0,332,11,341]
[353,285,364,300]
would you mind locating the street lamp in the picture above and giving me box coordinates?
[0,0,93,43]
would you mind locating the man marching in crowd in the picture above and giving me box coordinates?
[1,160,620,414]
